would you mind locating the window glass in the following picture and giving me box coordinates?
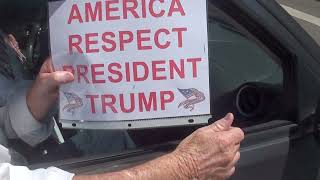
[0,1,283,165]
[209,21,282,97]
[208,20,283,121]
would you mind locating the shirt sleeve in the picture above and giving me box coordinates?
[3,82,54,147]
[0,163,74,180]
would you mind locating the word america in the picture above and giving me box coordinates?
[67,0,185,24]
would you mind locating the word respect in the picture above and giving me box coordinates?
[69,27,187,53]
[67,0,187,54]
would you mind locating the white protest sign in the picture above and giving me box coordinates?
[49,0,210,129]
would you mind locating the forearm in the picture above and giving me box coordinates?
[73,152,195,180]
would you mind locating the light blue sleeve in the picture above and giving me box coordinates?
[2,81,54,147]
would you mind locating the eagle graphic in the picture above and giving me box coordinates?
[62,92,83,115]
[178,88,206,111]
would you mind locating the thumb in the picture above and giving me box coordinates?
[209,113,234,132]
[44,71,74,89]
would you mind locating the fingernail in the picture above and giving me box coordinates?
[224,113,233,121]
[64,72,74,81]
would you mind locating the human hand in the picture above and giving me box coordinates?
[26,57,74,121]
[5,34,26,63]
[173,113,244,180]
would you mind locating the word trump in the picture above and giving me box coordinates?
[86,91,174,113]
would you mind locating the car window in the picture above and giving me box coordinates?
[209,20,283,122]
[209,21,282,97]
[0,1,283,165]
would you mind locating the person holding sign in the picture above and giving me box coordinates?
[0,0,244,179]
[0,31,244,179]
[0,29,73,166]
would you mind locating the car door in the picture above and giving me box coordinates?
[216,1,320,179]
[25,1,320,180]
[118,2,320,180]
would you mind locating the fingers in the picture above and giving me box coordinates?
[225,167,236,179]
[234,144,240,153]
[220,127,245,145]
[40,57,55,73]
[226,152,240,178]
[8,34,18,48]
[209,113,234,132]
[223,152,240,179]
[229,152,240,168]
[43,71,74,89]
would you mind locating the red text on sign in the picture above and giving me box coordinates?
[68,27,187,54]
[62,57,202,84]
[67,0,186,24]
[85,90,174,113]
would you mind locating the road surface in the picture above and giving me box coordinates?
[276,0,320,45]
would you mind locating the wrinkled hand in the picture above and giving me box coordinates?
[173,113,244,180]
[26,57,74,121]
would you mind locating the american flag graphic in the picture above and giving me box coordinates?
[63,92,83,115]
[178,88,206,111]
